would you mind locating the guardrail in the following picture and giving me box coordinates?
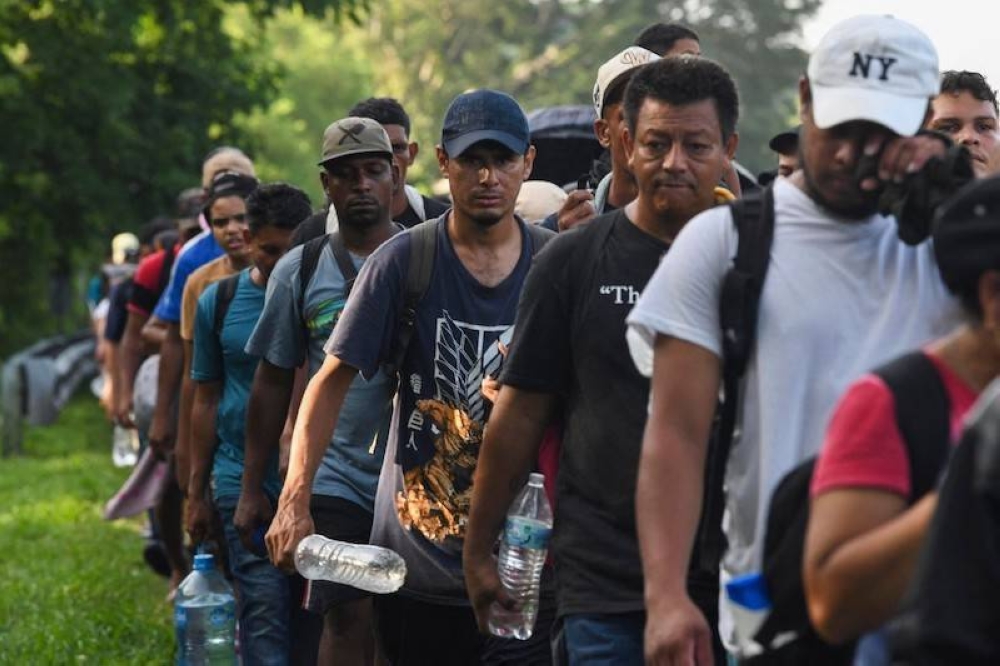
[1,331,98,456]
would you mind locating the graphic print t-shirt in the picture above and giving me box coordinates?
[245,238,394,512]
[326,216,536,603]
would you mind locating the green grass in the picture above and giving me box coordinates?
[0,392,174,664]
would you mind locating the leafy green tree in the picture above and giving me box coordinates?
[0,0,361,356]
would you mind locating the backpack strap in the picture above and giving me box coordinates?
[298,233,328,325]
[157,239,177,296]
[872,351,951,501]
[697,185,776,573]
[212,274,241,338]
[383,218,553,380]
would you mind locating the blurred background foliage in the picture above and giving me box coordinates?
[0,0,819,357]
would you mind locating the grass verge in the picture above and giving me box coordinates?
[0,391,174,664]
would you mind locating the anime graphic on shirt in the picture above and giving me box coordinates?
[396,311,512,544]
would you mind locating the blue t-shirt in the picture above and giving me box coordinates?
[325,216,536,603]
[154,231,223,323]
[244,239,394,512]
[191,269,280,501]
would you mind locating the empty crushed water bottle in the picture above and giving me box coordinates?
[174,553,236,665]
[294,535,406,594]
[112,424,139,467]
[489,472,553,640]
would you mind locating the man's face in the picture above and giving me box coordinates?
[321,154,396,230]
[383,124,418,187]
[438,141,535,228]
[208,196,250,260]
[624,97,736,226]
[665,38,701,57]
[246,225,295,283]
[928,90,999,178]
[596,101,632,181]
[777,152,799,178]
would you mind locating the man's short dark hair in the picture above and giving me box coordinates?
[633,23,699,56]
[940,70,999,115]
[245,183,312,234]
[348,97,411,136]
[623,57,739,141]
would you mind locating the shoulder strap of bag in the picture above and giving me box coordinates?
[697,185,776,573]
[873,351,951,500]
[385,218,438,378]
[212,274,241,338]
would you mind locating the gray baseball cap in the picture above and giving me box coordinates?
[318,117,393,166]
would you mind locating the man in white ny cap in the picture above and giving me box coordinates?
[626,15,964,664]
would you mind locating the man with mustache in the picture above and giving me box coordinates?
[927,70,999,178]
[464,56,739,663]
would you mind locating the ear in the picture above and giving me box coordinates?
[391,162,401,190]
[241,227,251,244]
[724,131,739,162]
[594,118,612,149]
[436,145,450,177]
[623,123,636,172]
[798,76,812,123]
[980,270,1000,329]
[408,142,419,164]
[522,145,536,180]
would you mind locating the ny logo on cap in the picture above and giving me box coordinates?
[849,52,898,82]
[337,122,367,145]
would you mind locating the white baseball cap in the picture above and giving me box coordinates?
[593,46,660,117]
[807,15,938,136]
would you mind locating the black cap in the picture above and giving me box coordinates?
[202,171,258,219]
[933,174,1000,294]
[768,127,800,155]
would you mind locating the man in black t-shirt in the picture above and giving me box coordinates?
[464,57,740,662]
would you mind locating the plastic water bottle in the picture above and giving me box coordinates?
[488,472,553,640]
[111,424,139,467]
[295,535,407,594]
[174,553,236,665]
[725,573,772,657]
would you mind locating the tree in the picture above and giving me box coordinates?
[345,0,819,184]
[0,0,363,356]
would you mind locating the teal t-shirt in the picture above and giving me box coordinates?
[191,269,281,501]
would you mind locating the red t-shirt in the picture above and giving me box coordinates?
[811,351,978,499]
[127,245,179,317]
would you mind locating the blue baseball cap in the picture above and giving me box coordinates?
[441,89,530,157]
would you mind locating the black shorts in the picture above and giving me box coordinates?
[302,495,374,613]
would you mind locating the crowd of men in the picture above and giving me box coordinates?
[88,13,1000,666]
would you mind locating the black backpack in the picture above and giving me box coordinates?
[382,216,554,378]
[699,185,953,664]
[746,352,950,665]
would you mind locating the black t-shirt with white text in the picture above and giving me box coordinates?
[501,210,668,616]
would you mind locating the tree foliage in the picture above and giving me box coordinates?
[0,0,360,356]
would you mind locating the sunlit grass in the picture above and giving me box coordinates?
[0,392,174,664]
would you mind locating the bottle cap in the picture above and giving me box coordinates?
[528,472,545,487]
[725,573,772,611]
[193,553,215,572]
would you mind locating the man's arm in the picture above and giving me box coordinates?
[141,314,168,348]
[175,339,196,495]
[266,354,359,571]
[464,385,556,631]
[116,311,149,427]
[803,489,936,644]
[185,380,221,545]
[235,359,295,551]
[637,334,721,666]
[148,321,183,458]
